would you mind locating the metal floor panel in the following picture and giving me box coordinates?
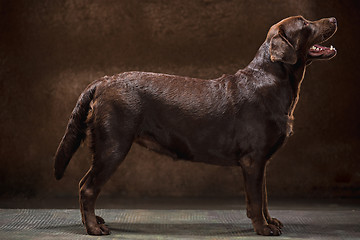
[0,209,360,240]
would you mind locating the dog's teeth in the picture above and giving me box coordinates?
[330,45,335,50]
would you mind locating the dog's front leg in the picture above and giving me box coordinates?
[241,158,281,236]
[262,167,283,228]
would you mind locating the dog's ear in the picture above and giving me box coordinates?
[269,31,297,64]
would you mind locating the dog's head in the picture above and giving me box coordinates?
[267,16,337,65]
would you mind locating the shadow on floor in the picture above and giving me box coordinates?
[36,222,254,236]
[36,222,360,238]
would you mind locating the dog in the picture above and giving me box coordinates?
[54,16,337,236]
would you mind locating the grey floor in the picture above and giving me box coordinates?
[0,198,359,240]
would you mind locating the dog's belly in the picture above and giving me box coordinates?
[134,132,238,166]
[135,135,191,160]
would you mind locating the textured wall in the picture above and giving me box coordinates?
[1,0,359,198]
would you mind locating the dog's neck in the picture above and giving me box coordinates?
[238,42,307,117]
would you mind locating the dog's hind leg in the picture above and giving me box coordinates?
[79,114,136,235]
[79,169,105,225]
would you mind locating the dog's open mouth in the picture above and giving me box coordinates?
[308,44,337,59]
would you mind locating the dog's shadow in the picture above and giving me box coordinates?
[38,222,360,238]
[39,222,254,236]
[111,222,255,236]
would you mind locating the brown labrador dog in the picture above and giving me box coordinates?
[54,16,337,236]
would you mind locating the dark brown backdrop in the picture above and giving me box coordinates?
[1,0,359,198]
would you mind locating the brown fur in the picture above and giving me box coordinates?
[54,16,337,236]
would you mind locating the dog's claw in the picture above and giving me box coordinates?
[255,224,282,236]
[100,224,110,235]
[85,216,109,235]
[267,217,283,229]
[86,223,110,235]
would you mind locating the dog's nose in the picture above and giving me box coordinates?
[329,17,337,26]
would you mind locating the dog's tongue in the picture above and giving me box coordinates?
[309,44,336,57]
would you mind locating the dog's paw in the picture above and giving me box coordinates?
[267,217,283,229]
[86,223,110,235]
[254,224,282,236]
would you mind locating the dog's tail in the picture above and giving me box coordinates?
[54,80,100,180]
